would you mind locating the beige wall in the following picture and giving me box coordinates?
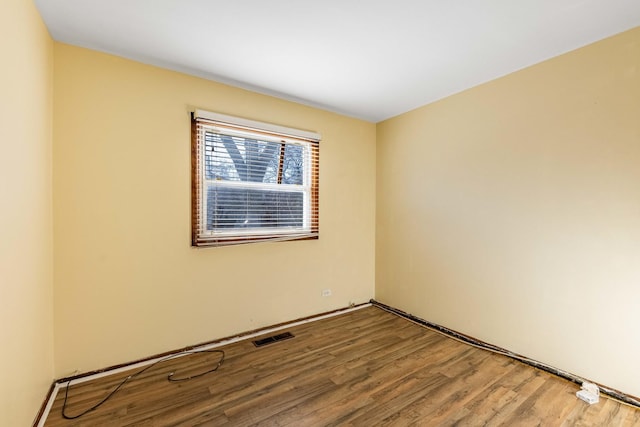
[0,0,54,425]
[377,27,640,397]
[53,44,376,376]
[5,3,637,419]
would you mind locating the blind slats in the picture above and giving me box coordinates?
[192,111,320,247]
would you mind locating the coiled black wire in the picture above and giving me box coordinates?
[62,349,225,420]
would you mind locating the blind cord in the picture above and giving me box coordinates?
[61,349,225,420]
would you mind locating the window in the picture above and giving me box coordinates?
[191,110,320,247]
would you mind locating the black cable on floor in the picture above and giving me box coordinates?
[62,349,225,420]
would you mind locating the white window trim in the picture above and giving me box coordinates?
[194,109,321,142]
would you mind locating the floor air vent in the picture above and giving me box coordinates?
[252,332,295,347]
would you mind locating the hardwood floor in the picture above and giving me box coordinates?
[44,306,640,426]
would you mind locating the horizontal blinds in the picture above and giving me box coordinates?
[192,111,319,247]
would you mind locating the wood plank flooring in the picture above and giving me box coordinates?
[44,306,640,426]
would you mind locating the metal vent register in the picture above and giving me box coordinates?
[252,332,295,347]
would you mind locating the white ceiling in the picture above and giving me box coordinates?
[35,0,640,122]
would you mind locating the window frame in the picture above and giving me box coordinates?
[191,110,320,247]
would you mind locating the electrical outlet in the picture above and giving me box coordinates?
[321,289,332,297]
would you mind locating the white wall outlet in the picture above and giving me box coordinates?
[321,289,332,297]
[576,382,600,404]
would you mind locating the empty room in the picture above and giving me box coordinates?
[2,0,640,425]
